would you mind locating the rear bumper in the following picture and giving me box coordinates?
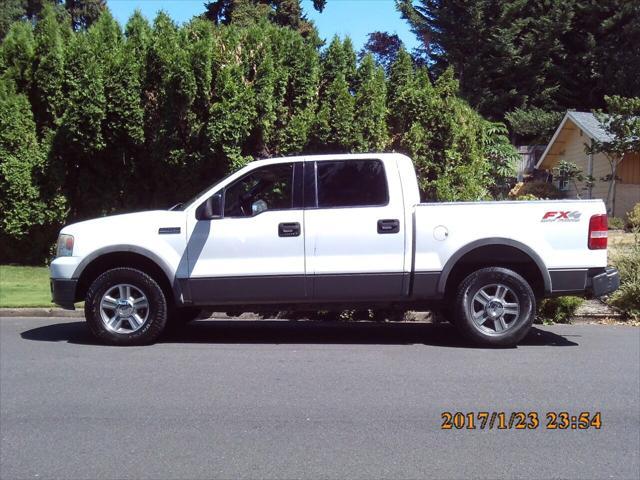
[548,267,620,297]
[590,267,620,297]
[50,279,78,310]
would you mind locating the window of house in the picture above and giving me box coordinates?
[558,178,570,191]
[316,160,388,208]
[556,171,570,191]
[224,163,293,217]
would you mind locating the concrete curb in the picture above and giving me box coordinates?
[0,309,274,320]
[571,299,622,324]
[0,307,83,318]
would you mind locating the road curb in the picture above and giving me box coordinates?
[0,307,83,318]
[571,299,622,324]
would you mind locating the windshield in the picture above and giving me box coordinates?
[172,170,237,211]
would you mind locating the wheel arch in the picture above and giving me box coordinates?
[438,238,551,298]
[74,246,178,305]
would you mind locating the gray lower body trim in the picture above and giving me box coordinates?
[411,272,441,299]
[549,269,588,294]
[185,272,409,306]
[188,275,307,305]
[313,273,405,300]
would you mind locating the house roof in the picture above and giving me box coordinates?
[535,111,613,169]
[565,111,613,143]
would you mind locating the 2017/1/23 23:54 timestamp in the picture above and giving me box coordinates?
[441,411,602,430]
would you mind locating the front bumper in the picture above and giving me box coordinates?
[50,278,78,310]
[590,267,620,297]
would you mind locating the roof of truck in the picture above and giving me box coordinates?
[249,152,410,167]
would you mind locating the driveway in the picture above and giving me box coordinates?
[1,317,638,479]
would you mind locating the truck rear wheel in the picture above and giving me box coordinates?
[454,267,535,347]
[84,267,168,345]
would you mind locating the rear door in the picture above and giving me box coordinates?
[303,158,407,300]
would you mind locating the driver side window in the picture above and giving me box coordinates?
[224,163,294,217]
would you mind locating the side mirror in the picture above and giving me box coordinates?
[196,193,223,220]
[251,199,268,215]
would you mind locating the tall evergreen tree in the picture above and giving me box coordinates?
[398,0,640,141]
[360,31,403,72]
[206,26,257,173]
[64,0,106,30]
[311,36,358,152]
[0,78,66,262]
[0,0,26,39]
[388,49,491,201]
[203,0,323,39]
[353,54,387,151]
[57,29,106,218]
[0,79,47,238]
[271,27,320,154]
[387,48,419,139]
[31,3,67,134]
[320,36,356,92]
[141,12,198,206]
[1,21,35,93]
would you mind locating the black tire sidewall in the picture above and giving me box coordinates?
[84,268,167,345]
[455,267,535,347]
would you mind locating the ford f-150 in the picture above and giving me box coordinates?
[50,153,620,346]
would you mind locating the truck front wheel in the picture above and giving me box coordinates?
[454,267,535,347]
[84,267,168,345]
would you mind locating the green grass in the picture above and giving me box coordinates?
[0,265,53,308]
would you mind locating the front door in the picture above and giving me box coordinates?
[303,158,407,300]
[186,162,306,304]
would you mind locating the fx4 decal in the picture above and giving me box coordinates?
[541,211,582,222]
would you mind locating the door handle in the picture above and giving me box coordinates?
[377,219,400,234]
[278,222,301,237]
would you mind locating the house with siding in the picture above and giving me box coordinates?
[536,111,640,217]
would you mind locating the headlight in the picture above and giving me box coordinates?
[56,234,74,257]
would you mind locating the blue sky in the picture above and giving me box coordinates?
[107,0,419,51]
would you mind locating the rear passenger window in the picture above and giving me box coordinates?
[316,160,388,208]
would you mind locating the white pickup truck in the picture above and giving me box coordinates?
[50,153,619,346]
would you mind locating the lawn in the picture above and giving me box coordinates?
[0,265,53,308]
[609,230,636,255]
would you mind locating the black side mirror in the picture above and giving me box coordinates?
[196,193,223,220]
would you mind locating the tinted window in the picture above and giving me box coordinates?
[316,160,388,208]
[224,163,293,217]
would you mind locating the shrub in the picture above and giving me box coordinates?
[625,203,640,231]
[608,233,640,320]
[537,296,584,324]
[515,193,539,201]
[516,181,562,199]
[608,217,625,230]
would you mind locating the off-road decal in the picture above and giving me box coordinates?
[541,211,582,222]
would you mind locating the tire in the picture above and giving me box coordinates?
[453,267,535,347]
[84,267,168,346]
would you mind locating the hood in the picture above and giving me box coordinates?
[62,210,185,235]
[60,211,187,256]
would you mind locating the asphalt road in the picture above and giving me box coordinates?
[1,317,638,480]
